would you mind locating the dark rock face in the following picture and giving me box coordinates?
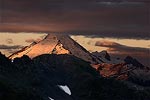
[0,52,11,66]
[124,56,150,86]
[0,54,150,100]
[92,51,111,61]
[124,56,145,68]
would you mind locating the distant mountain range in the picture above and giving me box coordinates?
[0,34,149,100]
[9,34,150,81]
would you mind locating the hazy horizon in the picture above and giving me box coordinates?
[0,0,149,39]
[0,32,149,66]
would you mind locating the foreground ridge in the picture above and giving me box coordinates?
[0,53,150,100]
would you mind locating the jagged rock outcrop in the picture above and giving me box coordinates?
[92,63,129,80]
[92,50,111,61]
[91,51,150,85]
[124,56,145,68]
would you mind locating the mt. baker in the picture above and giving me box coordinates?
[9,34,102,64]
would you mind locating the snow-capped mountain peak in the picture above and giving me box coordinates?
[9,34,102,64]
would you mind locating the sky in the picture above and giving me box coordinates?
[0,0,150,39]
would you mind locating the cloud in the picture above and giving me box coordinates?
[85,31,150,40]
[0,45,23,49]
[95,41,121,48]
[0,0,149,39]
[5,49,16,54]
[95,40,149,56]
[5,38,13,44]
[97,1,145,7]
[25,38,42,43]
[95,40,150,66]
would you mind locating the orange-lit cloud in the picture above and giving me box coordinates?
[95,40,149,56]
[25,38,42,43]
[5,38,13,44]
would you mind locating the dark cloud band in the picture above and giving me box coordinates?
[0,45,23,49]
[0,0,149,39]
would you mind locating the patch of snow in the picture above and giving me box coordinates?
[48,97,54,100]
[58,85,71,95]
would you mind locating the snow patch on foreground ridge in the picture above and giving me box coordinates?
[58,85,71,95]
[48,97,54,100]
[48,85,71,100]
